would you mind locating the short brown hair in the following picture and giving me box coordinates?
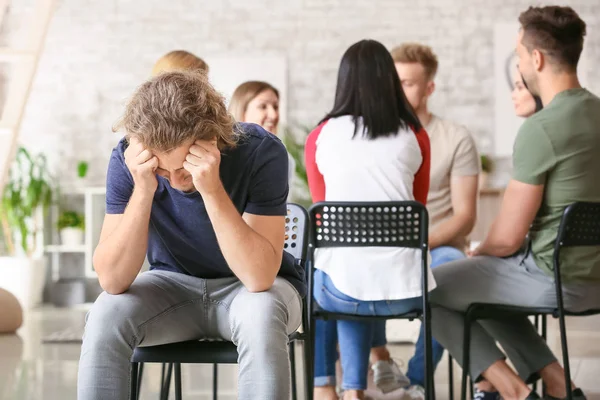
[390,43,439,81]
[518,6,586,71]
[151,50,209,76]
[228,81,279,122]
[114,71,237,152]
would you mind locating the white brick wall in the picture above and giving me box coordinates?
[8,0,600,185]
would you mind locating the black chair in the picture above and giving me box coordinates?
[130,203,311,400]
[460,202,600,400]
[306,201,436,400]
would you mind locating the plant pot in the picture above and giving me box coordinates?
[0,257,47,309]
[60,228,84,246]
[51,279,86,307]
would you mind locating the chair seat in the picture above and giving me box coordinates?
[466,303,600,321]
[132,332,307,364]
[313,303,421,322]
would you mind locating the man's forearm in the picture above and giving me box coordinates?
[202,187,280,292]
[93,188,153,294]
[429,214,475,249]
[476,219,525,257]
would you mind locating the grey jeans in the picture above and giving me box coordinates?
[430,250,600,382]
[77,270,302,400]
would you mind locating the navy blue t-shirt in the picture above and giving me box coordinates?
[105,123,306,296]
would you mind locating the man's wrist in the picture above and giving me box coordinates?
[131,187,155,205]
[201,184,228,206]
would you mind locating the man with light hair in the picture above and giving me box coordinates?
[77,70,304,399]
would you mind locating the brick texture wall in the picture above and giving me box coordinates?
[8,0,600,185]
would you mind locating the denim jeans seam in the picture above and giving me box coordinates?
[320,285,360,314]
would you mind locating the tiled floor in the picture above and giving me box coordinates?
[2,306,600,399]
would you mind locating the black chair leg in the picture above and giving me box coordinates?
[461,315,471,400]
[213,364,218,400]
[423,307,436,399]
[137,362,144,399]
[305,320,316,400]
[130,362,139,400]
[448,355,454,400]
[161,363,173,400]
[174,363,182,400]
[289,342,298,400]
[558,313,573,400]
[542,315,548,398]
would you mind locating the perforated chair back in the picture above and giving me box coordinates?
[309,201,428,250]
[285,203,309,261]
[555,202,600,248]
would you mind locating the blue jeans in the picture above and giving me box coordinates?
[406,246,466,387]
[313,269,422,390]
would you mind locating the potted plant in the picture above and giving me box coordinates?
[0,147,54,309]
[77,161,89,179]
[57,211,85,246]
[480,154,494,189]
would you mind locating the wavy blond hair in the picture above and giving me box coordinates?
[390,43,439,81]
[151,50,209,76]
[114,71,237,151]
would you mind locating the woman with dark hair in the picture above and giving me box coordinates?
[305,39,433,400]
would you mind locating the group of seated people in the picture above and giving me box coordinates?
[76,5,600,400]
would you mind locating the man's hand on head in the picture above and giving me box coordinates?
[124,137,158,194]
[183,139,223,196]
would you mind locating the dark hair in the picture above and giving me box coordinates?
[320,39,421,138]
[518,6,586,71]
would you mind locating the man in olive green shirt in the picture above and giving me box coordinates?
[429,6,600,400]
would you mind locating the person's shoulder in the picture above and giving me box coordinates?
[230,122,286,154]
[111,137,128,162]
[432,115,473,141]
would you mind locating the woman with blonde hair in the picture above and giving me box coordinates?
[229,81,296,197]
[151,50,208,76]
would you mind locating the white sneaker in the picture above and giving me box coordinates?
[371,359,411,394]
[404,385,425,400]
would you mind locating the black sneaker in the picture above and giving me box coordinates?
[544,388,587,400]
[474,388,501,400]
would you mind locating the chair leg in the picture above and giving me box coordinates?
[542,315,548,398]
[289,342,298,400]
[461,315,472,400]
[161,363,173,400]
[137,362,144,399]
[130,362,139,400]
[423,306,436,400]
[213,364,218,400]
[160,363,166,399]
[448,355,454,400]
[558,313,573,400]
[305,320,316,400]
[174,363,182,400]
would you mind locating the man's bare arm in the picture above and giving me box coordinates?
[202,186,284,292]
[429,175,478,249]
[93,189,153,294]
[473,179,543,257]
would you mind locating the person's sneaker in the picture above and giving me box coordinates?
[403,385,425,400]
[544,388,587,400]
[371,360,411,394]
[473,388,501,400]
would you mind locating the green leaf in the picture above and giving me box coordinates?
[2,146,55,255]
